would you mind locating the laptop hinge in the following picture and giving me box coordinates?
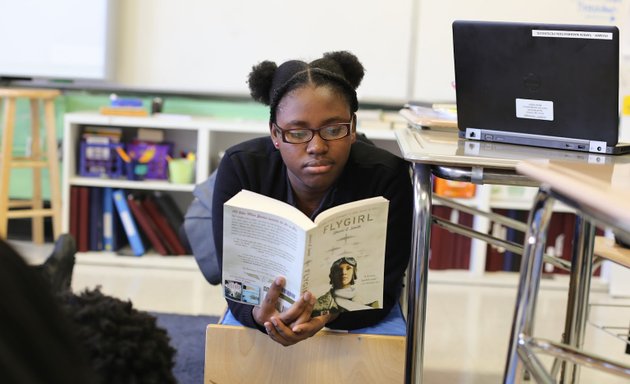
[465,128,482,140]
[589,141,607,154]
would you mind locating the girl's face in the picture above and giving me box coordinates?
[339,262,354,287]
[270,84,356,199]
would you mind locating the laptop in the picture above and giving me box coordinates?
[453,20,630,155]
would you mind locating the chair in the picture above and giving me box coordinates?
[0,88,61,243]
[205,307,406,383]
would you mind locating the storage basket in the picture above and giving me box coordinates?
[125,141,173,180]
[79,141,125,178]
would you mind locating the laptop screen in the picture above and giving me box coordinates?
[453,20,620,148]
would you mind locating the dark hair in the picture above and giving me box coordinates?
[329,257,358,288]
[57,288,177,384]
[247,51,365,122]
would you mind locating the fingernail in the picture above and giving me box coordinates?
[271,318,278,326]
[303,291,311,301]
[275,276,285,286]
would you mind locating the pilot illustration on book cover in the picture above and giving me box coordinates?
[312,257,378,316]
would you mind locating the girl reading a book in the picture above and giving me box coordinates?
[209,51,412,346]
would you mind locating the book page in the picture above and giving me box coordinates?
[222,192,308,308]
[306,197,389,314]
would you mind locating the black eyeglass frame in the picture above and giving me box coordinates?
[272,114,355,144]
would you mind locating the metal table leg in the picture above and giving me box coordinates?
[405,163,433,384]
[559,216,596,383]
[504,188,555,383]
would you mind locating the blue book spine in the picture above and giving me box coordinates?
[103,187,115,251]
[112,189,145,256]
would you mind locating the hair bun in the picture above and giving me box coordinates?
[322,51,364,89]
[247,61,277,105]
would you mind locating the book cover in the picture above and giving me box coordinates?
[112,189,145,256]
[142,196,187,255]
[77,187,90,253]
[127,194,169,256]
[222,190,389,315]
[152,191,184,235]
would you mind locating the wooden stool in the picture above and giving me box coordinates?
[0,88,62,243]
[205,324,405,383]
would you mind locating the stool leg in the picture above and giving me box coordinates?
[30,98,44,244]
[44,99,61,240]
[0,98,16,239]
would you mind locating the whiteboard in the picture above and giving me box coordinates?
[0,0,115,80]
[412,0,630,102]
[113,0,414,103]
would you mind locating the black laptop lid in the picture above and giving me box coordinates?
[453,20,620,146]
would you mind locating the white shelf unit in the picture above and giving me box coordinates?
[61,112,397,261]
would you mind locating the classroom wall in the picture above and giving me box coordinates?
[113,0,415,104]
[108,0,629,103]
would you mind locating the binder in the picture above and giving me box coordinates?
[69,187,80,245]
[77,187,90,253]
[103,187,116,251]
[152,191,184,235]
[142,197,187,255]
[89,187,104,251]
[127,194,169,256]
[112,189,145,256]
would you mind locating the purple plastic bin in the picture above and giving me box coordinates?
[79,141,124,178]
[125,142,173,180]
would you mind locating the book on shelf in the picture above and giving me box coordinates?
[429,206,472,270]
[152,191,184,235]
[77,187,90,253]
[89,187,104,251]
[69,187,80,246]
[82,126,123,142]
[102,187,121,252]
[222,190,389,314]
[137,128,165,143]
[127,194,169,256]
[99,106,149,117]
[141,196,188,255]
[112,189,145,256]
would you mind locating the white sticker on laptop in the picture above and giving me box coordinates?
[532,30,613,40]
[515,98,554,121]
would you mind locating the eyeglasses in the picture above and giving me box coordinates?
[273,116,354,144]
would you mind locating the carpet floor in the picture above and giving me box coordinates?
[154,312,220,384]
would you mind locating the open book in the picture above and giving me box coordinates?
[222,190,389,315]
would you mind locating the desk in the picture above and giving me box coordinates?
[504,159,630,383]
[394,126,630,383]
